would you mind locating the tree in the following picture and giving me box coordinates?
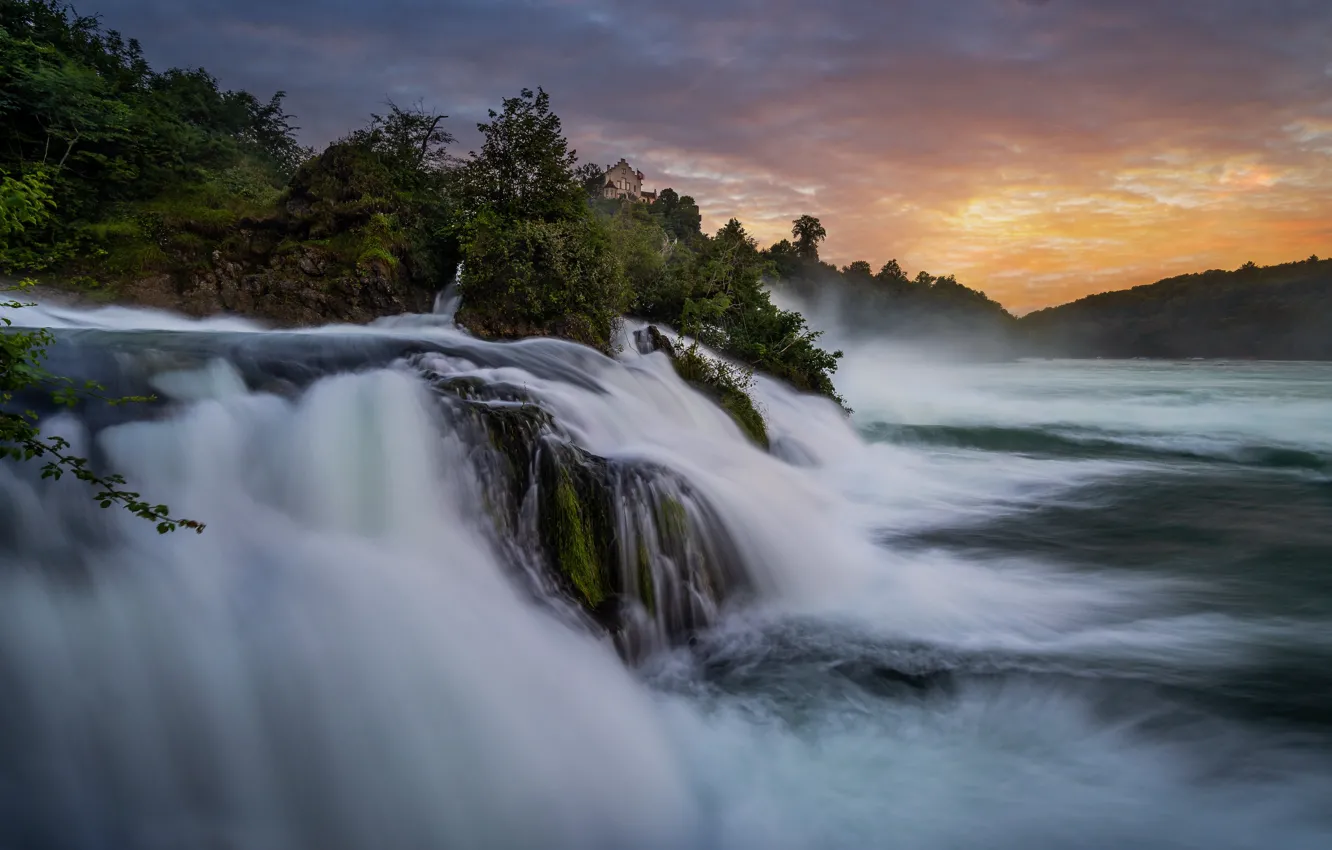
[765,238,800,279]
[236,90,312,178]
[2,31,132,176]
[0,167,52,237]
[876,259,907,283]
[457,210,628,351]
[650,187,702,241]
[791,214,826,261]
[573,161,604,199]
[347,99,453,174]
[458,87,582,224]
[842,260,872,279]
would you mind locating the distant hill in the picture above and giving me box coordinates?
[761,213,1328,361]
[1019,258,1332,360]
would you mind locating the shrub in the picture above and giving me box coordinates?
[457,210,630,351]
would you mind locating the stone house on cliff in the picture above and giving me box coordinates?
[601,158,656,202]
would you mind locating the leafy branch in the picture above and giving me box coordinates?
[0,431,203,533]
[0,278,204,534]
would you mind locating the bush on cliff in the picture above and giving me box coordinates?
[457,210,628,351]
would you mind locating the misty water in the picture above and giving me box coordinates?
[1,302,1330,849]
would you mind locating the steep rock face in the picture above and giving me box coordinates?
[63,142,442,326]
[115,247,432,327]
[418,363,751,659]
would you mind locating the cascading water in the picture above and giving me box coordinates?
[2,301,1332,849]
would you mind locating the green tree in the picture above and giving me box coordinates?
[0,167,52,235]
[650,187,702,242]
[458,87,582,224]
[573,161,604,199]
[346,99,453,175]
[876,259,908,284]
[791,214,826,261]
[765,238,800,279]
[842,260,872,279]
[458,210,628,351]
[14,50,131,173]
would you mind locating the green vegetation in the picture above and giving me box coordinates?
[2,2,844,418]
[639,326,769,448]
[546,467,606,607]
[1,0,308,274]
[452,88,844,411]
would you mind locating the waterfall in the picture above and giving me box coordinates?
[432,263,463,320]
[3,302,1331,850]
[0,302,856,848]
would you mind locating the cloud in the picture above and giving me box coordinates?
[93,0,1332,310]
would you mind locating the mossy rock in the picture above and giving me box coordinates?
[285,143,398,238]
[440,385,613,615]
[534,445,616,615]
[437,377,749,649]
[545,465,608,608]
[639,325,769,449]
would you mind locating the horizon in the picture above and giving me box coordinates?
[88,0,1332,312]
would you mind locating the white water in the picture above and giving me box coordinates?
[2,302,1331,849]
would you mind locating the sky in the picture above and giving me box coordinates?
[94,0,1332,312]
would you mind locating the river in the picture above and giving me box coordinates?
[1,302,1329,849]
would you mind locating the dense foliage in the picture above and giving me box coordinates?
[0,0,308,273]
[452,88,843,402]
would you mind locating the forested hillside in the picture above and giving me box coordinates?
[1020,258,1332,360]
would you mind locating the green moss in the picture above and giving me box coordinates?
[636,536,656,616]
[357,242,398,269]
[103,240,169,276]
[82,218,141,242]
[719,387,769,449]
[667,344,769,449]
[657,497,688,541]
[550,469,606,607]
[461,397,610,612]
[475,402,548,486]
[355,212,404,270]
